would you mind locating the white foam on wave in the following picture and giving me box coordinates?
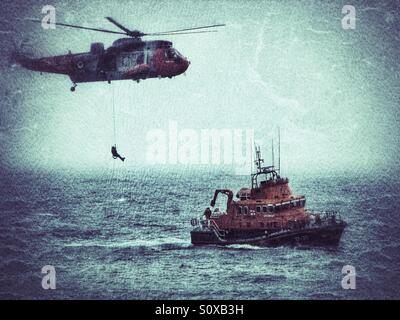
[37,212,55,217]
[64,237,191,249]
[224,244,265,250]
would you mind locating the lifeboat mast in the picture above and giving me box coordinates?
[251,128,282,189]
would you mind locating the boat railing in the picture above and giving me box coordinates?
[203,219,227,238]
[209,219,221,231]
[306,209,343,221]
[305,210,346,229]
[268,210,344,236]
[198,218,222,231]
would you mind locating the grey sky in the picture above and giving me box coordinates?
[0,0,399,174]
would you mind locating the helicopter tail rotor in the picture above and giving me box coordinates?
[9,39,37,68]
[11,50,35,70]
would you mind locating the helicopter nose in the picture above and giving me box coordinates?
[182,58,190,72]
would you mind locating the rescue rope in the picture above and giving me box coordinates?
[112,84,117,146]
[108,84,129,215]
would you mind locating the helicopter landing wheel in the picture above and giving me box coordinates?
[70,83,77,92]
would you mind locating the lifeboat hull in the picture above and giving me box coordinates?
[191,223,346,247]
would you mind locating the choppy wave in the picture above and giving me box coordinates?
[223,244,266,250]
[64,237,192,250]
[1,170,400,299]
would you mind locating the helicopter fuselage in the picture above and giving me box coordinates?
[16,38,190,88]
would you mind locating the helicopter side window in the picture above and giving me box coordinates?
[136,53,144,65]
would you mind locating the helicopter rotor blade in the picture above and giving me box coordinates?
[24,18,224,38]
[149,24,226,35]
[105,17,133,34]
[25,18,127,35]
[147,30,218,36]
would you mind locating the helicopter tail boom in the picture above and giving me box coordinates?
[13,51,71,75]
[12,51,33,69]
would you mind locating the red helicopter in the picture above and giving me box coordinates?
[15,17,225,91]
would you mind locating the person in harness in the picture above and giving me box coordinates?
[111,145,125,162]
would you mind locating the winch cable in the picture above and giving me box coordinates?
[112,84,117,147]
[109,84,129,214]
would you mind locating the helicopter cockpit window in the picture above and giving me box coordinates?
[165,48,182,62]
[165,49,174,60]
[174,50,184,58]
[173,49,183,62]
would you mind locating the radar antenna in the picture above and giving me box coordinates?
[278,127,281,174]
[271,138,275,168]
[254,146,264,171]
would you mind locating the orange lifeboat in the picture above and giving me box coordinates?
[190,147,346,247]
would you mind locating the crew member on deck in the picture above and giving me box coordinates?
[204,207,212,219]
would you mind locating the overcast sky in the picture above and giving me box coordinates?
[0,0,399,175]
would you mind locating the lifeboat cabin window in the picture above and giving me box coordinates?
[237,206,242,215]
[240,193,250,201]
[282,202,290,210]
[262,206,268,213]
[256,206,261,213]
[244,206,249,215]
[291,200,298,207]
[300,198,306,207]
[274,204,281,212]
[268,204,274,213]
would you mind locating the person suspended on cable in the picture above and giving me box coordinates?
[111,145,125,162]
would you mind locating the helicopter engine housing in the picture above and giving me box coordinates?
[90,42,105,55]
